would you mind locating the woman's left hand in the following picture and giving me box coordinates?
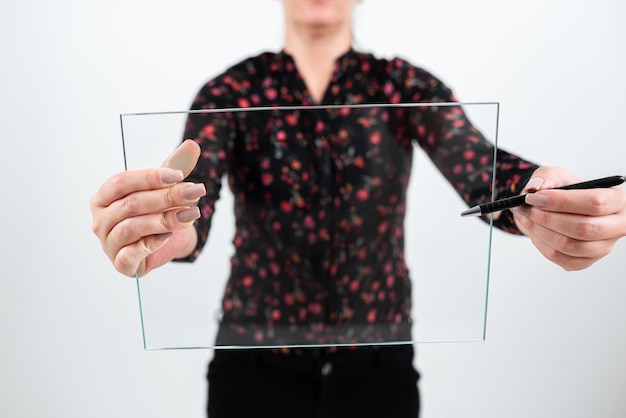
[512,166,626,271]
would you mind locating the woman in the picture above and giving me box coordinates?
[90,1,626,417]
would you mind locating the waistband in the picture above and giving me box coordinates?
[213,344,415,374]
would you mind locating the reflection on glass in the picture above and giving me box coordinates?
[120,102,498,350]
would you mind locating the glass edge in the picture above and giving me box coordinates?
[120,101,500,117]
[481,101,500,341]
[143,338,488,351]
[136,276,148,350]
[119,114,129,171]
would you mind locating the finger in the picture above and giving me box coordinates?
[527,187,626,217]
[162,139,201,178]
[515,204,624,241]
[513,209,614,258]
[114,232,174,277]
[112,181,206,218]
[143,227,196,275]
[91,168,184,209]
[523,232,601,272]
[96,182,205,238]
[103,206,200,262]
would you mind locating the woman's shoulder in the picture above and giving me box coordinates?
[193,52,279,104]
[230,51,279,69]
[353,49,452,99]
[213,51,280,81]
[356,49,439,82]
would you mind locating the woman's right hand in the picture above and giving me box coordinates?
[90,139,205,277]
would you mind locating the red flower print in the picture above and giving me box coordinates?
[242,276,254,288]
[276,130,287,142]
[356,189,369,201]
[261,173,273,186]
[202,124,216,138]
[367,308,377,324]
[308,302,323,316]
[237,97,250,108]
[463,149,476,160]
[265,88,277,100]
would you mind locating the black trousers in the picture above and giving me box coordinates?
[207,345,420,418]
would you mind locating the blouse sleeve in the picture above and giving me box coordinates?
[390,59,540,234]
[175,75,238,262]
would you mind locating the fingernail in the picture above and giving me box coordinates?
[176,207,200,223]
[181,183,206,200]
[510,206,529,217]
[524,177,544,193]
[525,193,549,208]
[154,232,173,241]
[161,169,184,184]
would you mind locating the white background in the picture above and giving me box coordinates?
[1,1,625,417]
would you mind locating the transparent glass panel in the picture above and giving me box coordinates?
[120,102,498,350]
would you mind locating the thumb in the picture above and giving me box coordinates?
[521,176,544,194]
[161,139,201,178]
[523,167,582,192]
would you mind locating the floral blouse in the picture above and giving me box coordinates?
[181,48,538,345]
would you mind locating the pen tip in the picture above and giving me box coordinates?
[460,206,481,217]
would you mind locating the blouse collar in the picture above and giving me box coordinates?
[277,47,360,80]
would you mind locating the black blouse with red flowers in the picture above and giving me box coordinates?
[182,48,538,346]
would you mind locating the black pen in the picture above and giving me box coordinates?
[460,175,625,217]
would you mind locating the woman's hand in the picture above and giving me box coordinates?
[90,139,204,277]
[512,166,626,271]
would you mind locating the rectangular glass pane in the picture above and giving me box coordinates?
[120,102,498,350]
